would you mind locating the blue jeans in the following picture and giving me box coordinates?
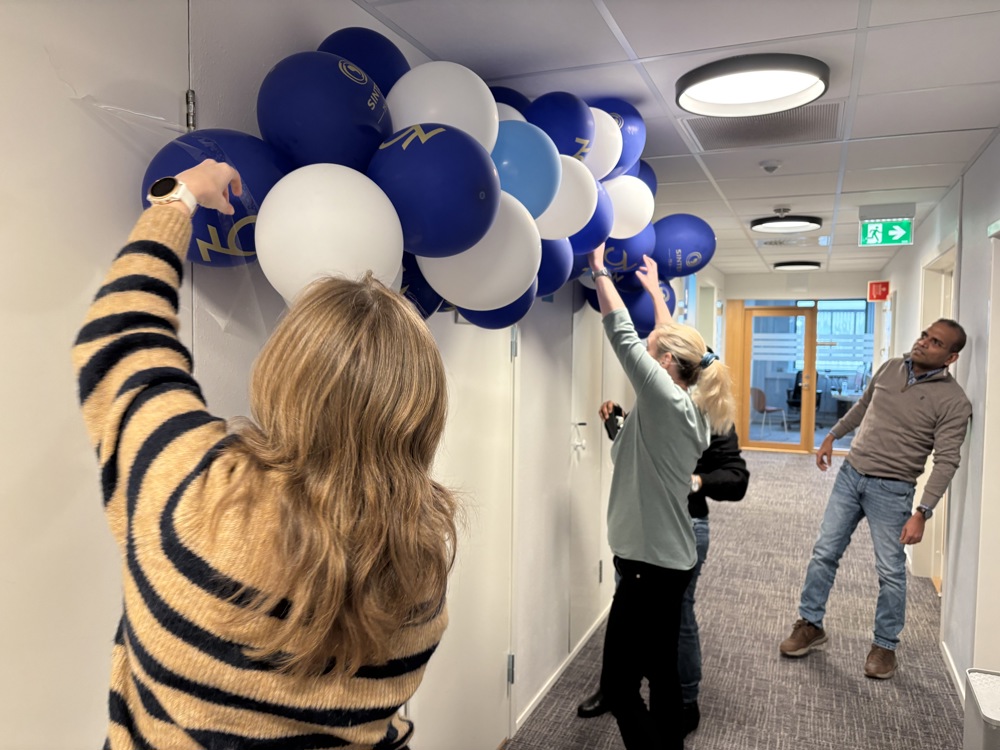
[799,462,915,650]
[678,517,709,703]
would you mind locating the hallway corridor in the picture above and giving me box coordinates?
[507,451,964,750]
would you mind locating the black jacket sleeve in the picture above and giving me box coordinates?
[692,427,749,503]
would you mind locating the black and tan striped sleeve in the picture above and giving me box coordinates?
[72,206,217,541]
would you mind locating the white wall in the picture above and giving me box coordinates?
[0,3,188,747]
[724,270,878,300]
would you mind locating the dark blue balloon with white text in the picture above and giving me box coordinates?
[141,128,290,266]
[653,213,716,277]
[367,123,501,257]
[257,51,392,170]
[318,27,410,96]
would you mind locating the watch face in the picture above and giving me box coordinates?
[149,177,178,198]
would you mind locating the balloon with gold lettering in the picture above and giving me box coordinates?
[367,123,500,257]
[536,238,574,297]
[457,278,538,330]
[525,91,595,159]
[589,97,646,179]
[605,223,655,292]
[568,179,614,255]
[257,51,392,171]
[254,164,404,304]
[583,108,623,180]
[535,155,599,240]
[387,61,499,152]
[417,192,541,311]
[141,128,291,266]
[490,120,561,219]
[317,27,410,96]
[653,213,717,277]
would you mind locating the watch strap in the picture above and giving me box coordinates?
[591,268,612,281]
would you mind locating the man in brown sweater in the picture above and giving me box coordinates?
[779,319,972,679]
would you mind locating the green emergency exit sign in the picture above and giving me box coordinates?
[859,218,913,246]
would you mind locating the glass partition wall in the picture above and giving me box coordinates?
[743,299,875,452]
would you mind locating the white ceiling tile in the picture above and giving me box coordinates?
[869,0,1000,26]
[729,197,836,216]
[716,173,840,201]
[842,163,963,192]
[378,0,628,79]
[700,142,843,179]
[605,0,860,58]
[645,155,707,184]
[852,84,1000,138]
[860,13,1000,95]
[643,117,692,157]
[846,130,994,170]
[655,182,721,203]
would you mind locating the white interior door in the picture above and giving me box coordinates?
[406,313,513,750]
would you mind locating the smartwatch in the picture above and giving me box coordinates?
[147,176,198,215]
[916,504,934,520]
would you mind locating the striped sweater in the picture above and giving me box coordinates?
[73,206,446,749]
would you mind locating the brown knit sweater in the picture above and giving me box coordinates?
[73,206,446,749]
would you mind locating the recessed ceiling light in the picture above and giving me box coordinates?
[773,261,821,271]
[676,53,830,118]
[751,215,824,233]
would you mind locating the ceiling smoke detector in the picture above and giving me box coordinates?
[760,159,782,174]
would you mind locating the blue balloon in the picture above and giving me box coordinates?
[653,214,717,277]
[368,123,501,257]
[257,51,392,170]
[569,179,613,255]
[623,160,640,177]
[491,121,561,218]
[622,282,676,337]
[141,129,291,267]
[636,160,658,198]
[490,86,532,113]
[318,27,410,96]
[457,278,538,329]
[589,97,646,179]
[583,285,601,313]
[401,252,442,319]
[605,224,655,292]
[567,250,592,288]
[537,238,573,297]
[524,91,595,158]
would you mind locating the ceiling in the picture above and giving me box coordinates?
[349,0,1000,275]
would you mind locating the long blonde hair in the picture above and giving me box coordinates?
[650,322,736,434]
[218,273,456,677]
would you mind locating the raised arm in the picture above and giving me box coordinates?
[635,254,673,328]
[587,244,625,316]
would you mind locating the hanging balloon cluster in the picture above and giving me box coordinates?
[140,26,717,331]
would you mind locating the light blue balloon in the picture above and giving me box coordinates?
[490,121,562,218]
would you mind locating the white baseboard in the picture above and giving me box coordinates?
[941,638,966,706]
[514,602,612,732]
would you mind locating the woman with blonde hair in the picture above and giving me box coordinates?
[73,159,456,749]
[586,245,735,750]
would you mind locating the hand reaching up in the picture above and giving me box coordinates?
[175,159,243,215]
[636,254,659,294]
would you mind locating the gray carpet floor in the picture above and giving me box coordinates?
[506,452,964,750]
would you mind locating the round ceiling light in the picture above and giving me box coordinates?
[773,261,821,271]
[676,53,830,117]
[751,215,823,233]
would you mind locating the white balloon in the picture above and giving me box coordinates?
[417,192,541,311]
[584,108,624,180]
[604,175,655,240]
[534,155,599,240]
[497,102,526,122]
[255,164,403,304]
[578,272,596,290]
[390,263,404,292]
[387,61,500,152]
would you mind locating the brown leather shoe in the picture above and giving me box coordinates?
[779,618,829,657]
[864,645,897,679]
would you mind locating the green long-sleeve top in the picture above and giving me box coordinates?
[73,206,445,750]
[603,308,711,570]
[830,357,972,509]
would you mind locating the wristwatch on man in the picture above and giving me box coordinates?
[916,504,934,520]
[147,176,198,215]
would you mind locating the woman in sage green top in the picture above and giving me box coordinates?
[586,246,736,750]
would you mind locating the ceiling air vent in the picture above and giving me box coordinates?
[682,101,841,151]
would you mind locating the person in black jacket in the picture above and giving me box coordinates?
[577,402,750,737]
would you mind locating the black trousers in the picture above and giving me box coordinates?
[600,556,693,750]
